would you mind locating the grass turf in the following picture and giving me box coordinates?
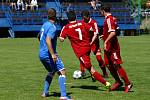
[0,35,150,100]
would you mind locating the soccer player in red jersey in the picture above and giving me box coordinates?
[80,10,108,78]
[100,5,133,93]
[59,10,111,89]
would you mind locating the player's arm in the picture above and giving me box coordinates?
[90,32,97,45]
[46,36,57,63]
[90,22,99,45]
[104,31,116,50]
[105,31,116,44]
[59,26,67,42]
[37,32,40,42]
[104,18,116,51]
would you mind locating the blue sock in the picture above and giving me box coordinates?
[58,75,67,97]
[43,72,53,94]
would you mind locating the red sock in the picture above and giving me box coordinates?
[93,71,106,85]
[96,54,104,66]
[96,55,107,75]
[108,65,122,83]
[80,62,85,73]
[100,66,107,76]
[117,66,130,84]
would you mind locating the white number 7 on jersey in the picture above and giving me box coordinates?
[40,28,44,40]
[75,28,82,40]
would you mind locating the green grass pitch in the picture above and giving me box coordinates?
[0,35,150,100]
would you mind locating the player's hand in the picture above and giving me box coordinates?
[99,35,104,40]
[104,42,108,51]
[52,54,57,63]
[90,42,93,45]
[59,37,64,42]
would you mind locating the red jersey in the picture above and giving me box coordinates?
[82,18,99,35]
[103,14,120,52]
[82,18,99,44]
[60,21,91,58]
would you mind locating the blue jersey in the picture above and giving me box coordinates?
[39,21,57,59]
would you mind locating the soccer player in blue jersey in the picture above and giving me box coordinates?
[38,8,72,100]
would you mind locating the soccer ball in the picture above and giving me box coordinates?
[73,70,82,79]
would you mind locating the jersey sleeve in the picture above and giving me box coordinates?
[59,26,68,40]
[93,22,99,35]
[106,18,116,33]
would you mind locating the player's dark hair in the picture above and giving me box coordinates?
[67,10,76,21]
[48,8,56,20]
[100,5,111,12]
[81,10,90,17]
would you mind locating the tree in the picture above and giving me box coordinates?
[132,0,148,9]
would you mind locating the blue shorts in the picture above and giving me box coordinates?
[40,57,65,73]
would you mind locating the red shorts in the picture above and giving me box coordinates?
[79,53,92,70]
[91,43,101,55]
[104,51,122,65]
